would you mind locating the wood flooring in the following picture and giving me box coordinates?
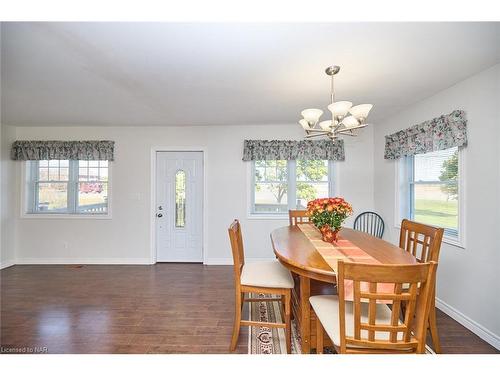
[0,264,497,354]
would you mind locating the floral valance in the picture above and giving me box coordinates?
[384,110,467,160]
[11,140,115,161]
[242,139,345,161]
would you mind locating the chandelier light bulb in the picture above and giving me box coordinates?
[327,101,353,119]
[349,104,373,120]
[299,119,311,130]
[319,120,332,130]
[301,108,323,126]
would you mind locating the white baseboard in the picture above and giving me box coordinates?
[15,258,153,265]
[203,257,275,265]
[0,260,16,270]
[436,297,500,350]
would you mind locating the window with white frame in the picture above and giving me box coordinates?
[398,147,462,241]
[25,160,110,215]
[251,159,334,215]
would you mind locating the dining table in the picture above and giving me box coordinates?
[270,224,418,354]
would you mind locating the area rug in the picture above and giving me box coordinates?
[247,293,435,354]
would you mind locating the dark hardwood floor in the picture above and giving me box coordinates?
[1,264,498,354]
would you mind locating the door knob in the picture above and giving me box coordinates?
[157,213,163,218]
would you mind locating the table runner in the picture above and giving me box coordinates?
[297,223,394,303]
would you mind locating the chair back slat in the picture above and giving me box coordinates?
[353,211,385,238]
[289,210,310,225]
[228,219,245,285]
[337,260,438,354]
[399,219,444,263]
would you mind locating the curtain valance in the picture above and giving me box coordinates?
[242,139,345,161]
[384,110,467,160]
[11,140,115,161]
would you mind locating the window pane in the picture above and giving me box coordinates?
[175,170,186,228]
[48,160,59,167]
[254,183,288,213]
[39,168,49,181]
[78,182,108,213]
[296,160,329,209]
[59,167,69,181]
[413,147,459,232]
[88,168,99,180]
[37,183,68,212]
[99,168,108,181]
[39,160,49,167]
[59,160,69,167]
[254,160,288,213]
[414,147,458,182]
[79,168,88,181]
[48,168,59,181]
[79,160,88,168]
[99,160,108,168]
[414,183,458,231]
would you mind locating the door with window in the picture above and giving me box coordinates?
[155,151,203,262]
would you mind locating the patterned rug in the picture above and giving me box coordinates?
[247,293,435,354]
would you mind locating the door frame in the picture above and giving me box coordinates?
[150,146,207,264]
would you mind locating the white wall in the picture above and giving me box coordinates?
[373,64,500,347]
[10,123,373,265]
[0,124,17,268]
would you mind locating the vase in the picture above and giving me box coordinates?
[319,225,340,243]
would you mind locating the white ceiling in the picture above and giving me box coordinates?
[1,22,499,127]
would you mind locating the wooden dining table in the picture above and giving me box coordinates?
[270,224,418,354]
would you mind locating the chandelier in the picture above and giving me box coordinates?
[299,65,373,140]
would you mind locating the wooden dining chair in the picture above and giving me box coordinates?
[289,209,310,225]
[228,219,294,353]
[353,211,385,239]
[399,219,444,353]
[311,260,438,354]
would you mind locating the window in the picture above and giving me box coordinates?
[175,170,186,227]
[251,160,334,215]
[398,147,463,242]
[25,160,110,215]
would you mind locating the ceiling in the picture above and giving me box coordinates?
[1,22,499,127]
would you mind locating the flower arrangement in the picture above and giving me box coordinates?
[306,197,353,243]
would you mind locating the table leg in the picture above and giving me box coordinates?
[299,275,311,354]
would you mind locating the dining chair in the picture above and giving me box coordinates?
[353,211,385,239]
[289,209,310,225]
[228,219,294,353]
[311,260,438,354]
[399,219,444,353]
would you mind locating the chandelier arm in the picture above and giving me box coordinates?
[305,133,330,138]
[306,129,331,133]
[336,124,368,133]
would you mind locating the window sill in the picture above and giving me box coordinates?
[247,213,289,220]
[21,213,112,220]
[394,224,465,249]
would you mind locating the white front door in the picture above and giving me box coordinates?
[155,151,203,262]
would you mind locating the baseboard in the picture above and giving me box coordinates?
[0,260,16,270]
[436,297,500,350]
[203,257,275,265]
[15,258,153,265]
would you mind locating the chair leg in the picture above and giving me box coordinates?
[428,302,441,353]
[230,291,242,352]
[316,318,324,354]
[284,291,291,354]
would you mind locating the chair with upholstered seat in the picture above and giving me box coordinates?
[228,219,294,353]
[353,211,385,238]
[399,219,444,353]
[311,260,437,354]
[289,209,310,225]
